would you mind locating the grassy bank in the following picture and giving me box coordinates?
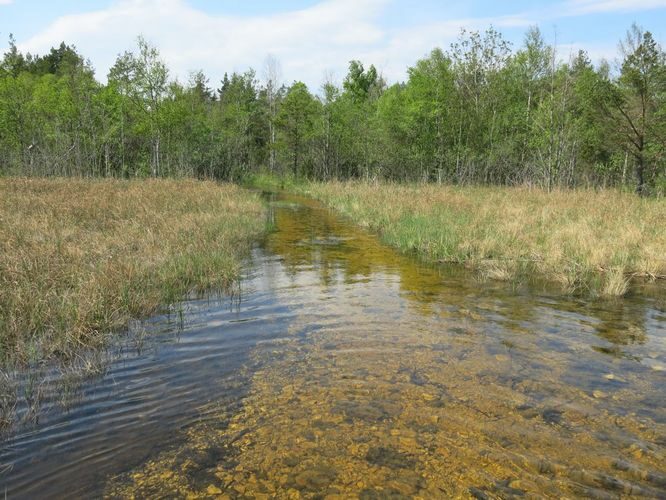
[0,178,265,365]
[293,181,666,297]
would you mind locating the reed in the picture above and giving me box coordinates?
[0,178,265,365]
[296,181,666,297]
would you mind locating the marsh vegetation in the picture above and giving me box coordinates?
[0,14,665,500]
[0,178,264,365]
[294,181,666,296]
[103,194,666,499]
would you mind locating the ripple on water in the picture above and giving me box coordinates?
[3,193,665,498]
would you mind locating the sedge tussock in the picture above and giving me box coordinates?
[296,181,666,297]
[0,178,265,365]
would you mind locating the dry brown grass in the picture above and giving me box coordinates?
[296,181,666,296]
[0,178,265,365]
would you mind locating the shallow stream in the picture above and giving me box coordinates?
[1,192,665,498]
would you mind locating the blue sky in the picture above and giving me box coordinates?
[2,0,666,89]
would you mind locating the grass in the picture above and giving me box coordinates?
[293,181,666,297]
[0,178,265,365]
[243,171,301,192]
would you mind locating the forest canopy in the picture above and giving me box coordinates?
[1,25,665,194]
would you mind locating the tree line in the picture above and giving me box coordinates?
[1,25,665,194]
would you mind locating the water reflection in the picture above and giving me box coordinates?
[110,193,665,498]
[0,292,291,498]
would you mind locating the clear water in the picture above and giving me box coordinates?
[1,193,664,498]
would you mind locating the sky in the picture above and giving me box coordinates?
[1,0,666,90]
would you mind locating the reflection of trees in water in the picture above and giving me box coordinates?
[264,194,656,369]
[265,201,398,281]
[109,194,666,499]
[597,322,647,346]
[592,305,648,346]
[265,198,489,317]
[534,294,650,362]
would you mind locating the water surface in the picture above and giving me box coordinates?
[2,193,665,498]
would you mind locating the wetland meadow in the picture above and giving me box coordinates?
[0,186,664,498]
[1,2,666,497]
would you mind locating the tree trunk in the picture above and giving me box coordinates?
[636,154,646,196]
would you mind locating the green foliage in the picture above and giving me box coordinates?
[613,25,666,194]
[1,25,665,194]
[343,60,382,101]
[276,81,320,176]
[214,70,265,180]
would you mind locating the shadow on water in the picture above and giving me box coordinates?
[2,191,666,498]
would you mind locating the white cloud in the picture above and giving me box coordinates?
[0,0,14,5]
[556,41,618,62]
[565,0,666,15]
[8,0,536,89]
[12,0,392,89]
[357,14,534,83]
[5,0,663,90]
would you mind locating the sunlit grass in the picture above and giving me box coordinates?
[296,181,666,297]
[0,178,265,365]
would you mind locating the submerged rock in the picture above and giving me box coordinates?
[293,465,337,491]
[206,484,222,495]
[365,446,416,470]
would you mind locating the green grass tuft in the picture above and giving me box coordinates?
[0,178,266,365]
[292,181,666,297]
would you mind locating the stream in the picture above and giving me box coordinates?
[1,192,665,498]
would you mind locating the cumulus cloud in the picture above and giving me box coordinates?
[14,0,392,88]
[10,0,536,88]
[5,0,663,89]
